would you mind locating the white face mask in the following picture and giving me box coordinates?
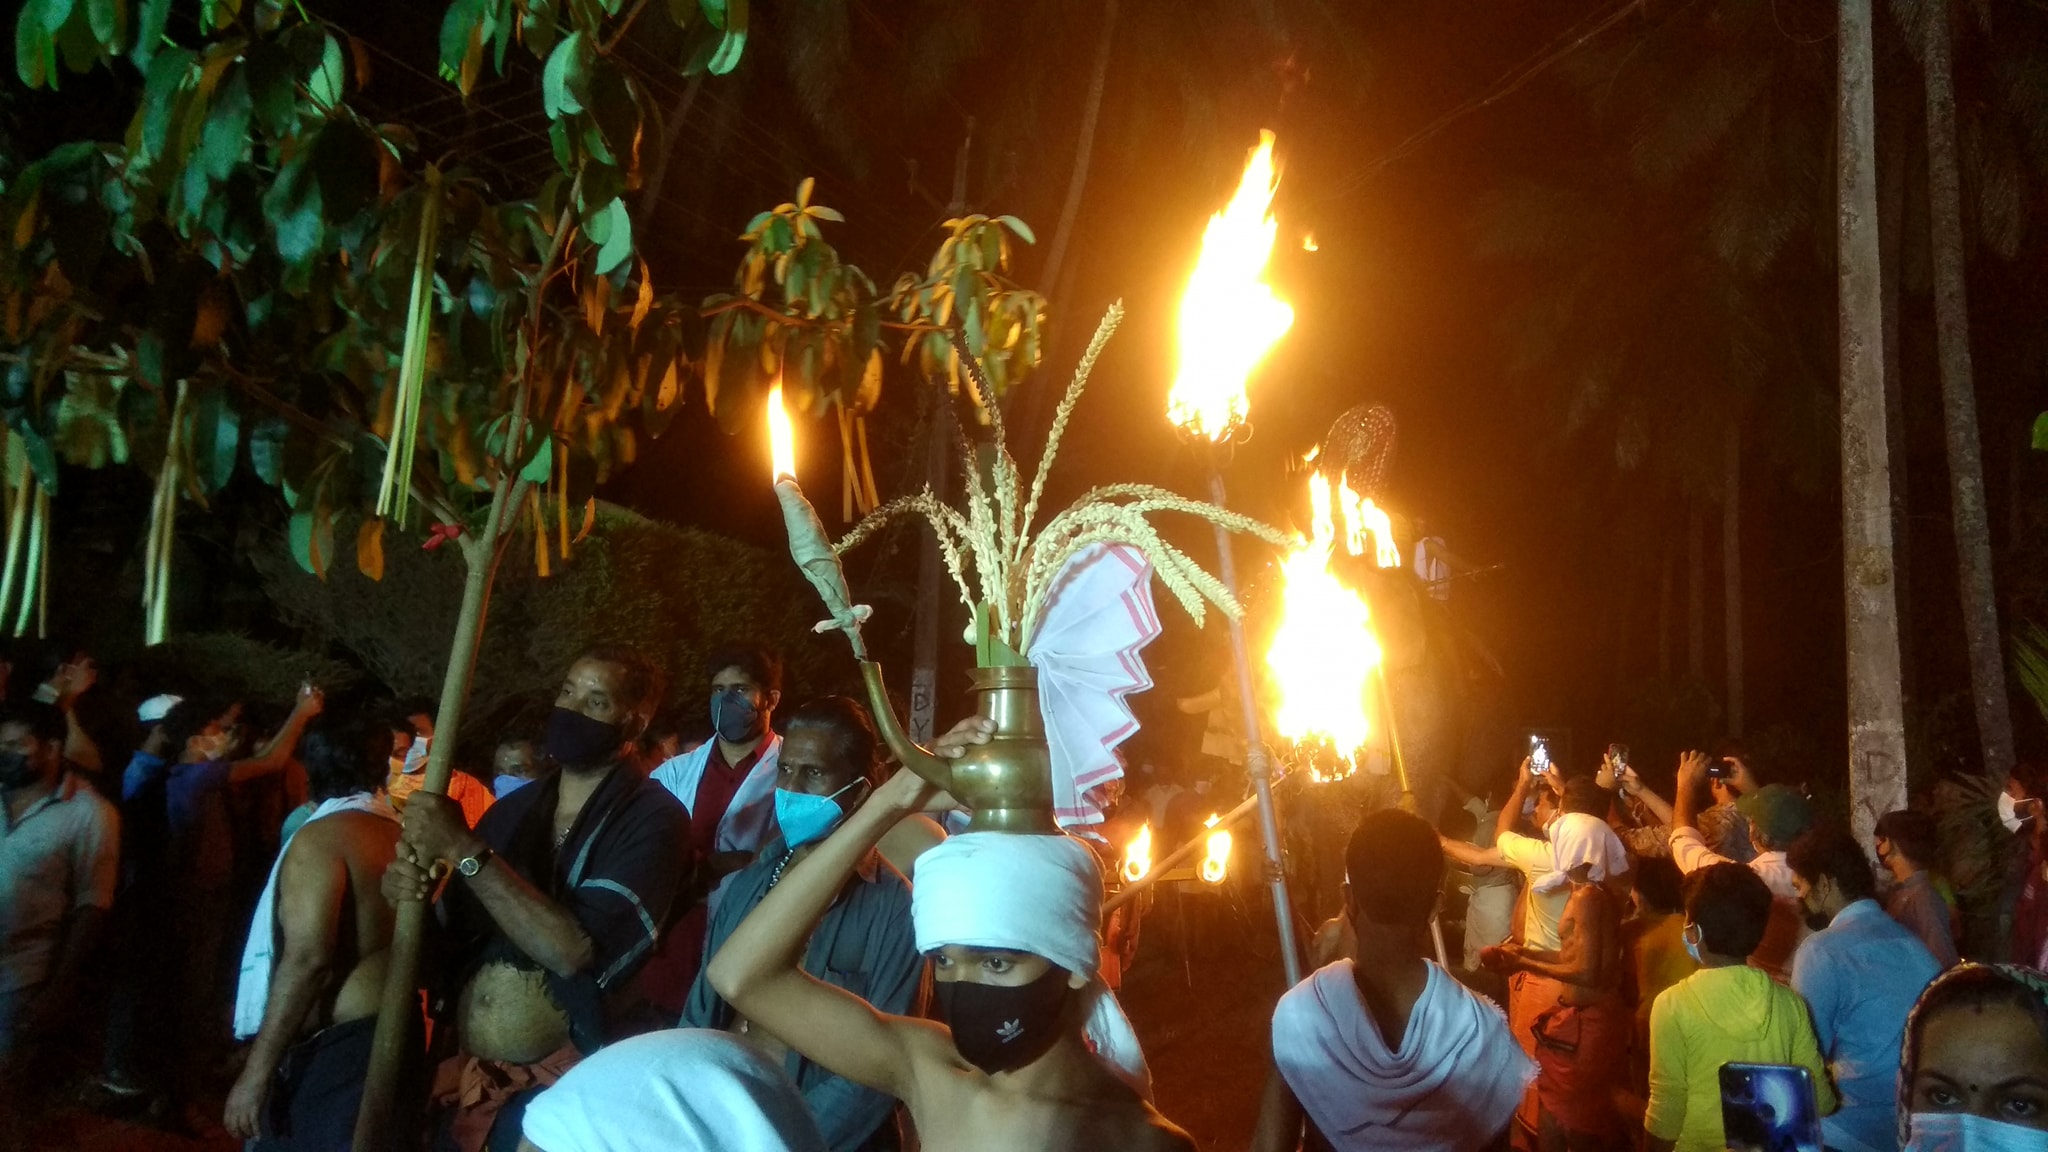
[2000,791,2032,835]
[1906,1111,2048,1151]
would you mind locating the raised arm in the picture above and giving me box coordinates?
[1440,835,1508,870]
[227,685,323,785]
[709,765,957,1102]
[1496,758,1535,842]
[1667,751,1733,875]
[224,827,346,1139]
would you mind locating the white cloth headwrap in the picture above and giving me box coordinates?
[1272,960,1534,1152]
[1534,813,1629,894]
[234,792,398,1039]
[910,831,1152,1097]
[1027,543,1162,833]
[521,1029,827,1152]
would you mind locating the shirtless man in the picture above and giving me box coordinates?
[1479,812,1630,1151]
[224,717,404,1148]
[709,717,1194,1152]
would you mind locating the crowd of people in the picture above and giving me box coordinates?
[1253,745,2048,1152]
[5,635,2048,1152]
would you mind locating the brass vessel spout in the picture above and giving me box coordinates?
[859,660,1059,834]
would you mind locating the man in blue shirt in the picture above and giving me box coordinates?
[683,696,920,1152]
[1788,823,1941,1152]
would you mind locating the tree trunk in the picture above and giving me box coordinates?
[1037,0,1119,297]
[352,480,517,1151]
[1838,0,1911,847]
[1724,422,1745,736]
[1687,504,1705,680]
[1878,55,1914,727]
[1918,0,2016,780]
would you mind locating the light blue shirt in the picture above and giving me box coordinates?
[1791,898,1941,1152]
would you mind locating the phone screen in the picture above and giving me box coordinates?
[1719,1063,1823,1152]
[1529,735,1550,773]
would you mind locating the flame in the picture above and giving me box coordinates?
[1200,814,1232,884]
[1301,233,1319,252]
[1121,822,1153,884]
[1267,471,1384,780]
[767,378,796,479]
[1167,130,1295,441]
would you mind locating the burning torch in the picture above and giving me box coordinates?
[1165,129,1305,987]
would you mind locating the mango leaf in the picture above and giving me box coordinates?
[706,0,746,75]
[187,385,240,492]
[131,0,169,67]
[16,7,48,88]
[84,0,119,50]
[288,471,333,579]
[519,433,553,484]
[248,417,287,485]
[11,420,59,494]
[996,214,1036,244]
[592,197,631,275]
[139,47,194,161]
[198,67,252,182]
[356,517,385,580]
[308,33,344,111]
[541,30,590,118]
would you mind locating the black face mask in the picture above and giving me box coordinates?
[1801,899,1833,933]
[0,750,35,789]
[711,689,765,744]
[544,707,623,768]
[931,965,1072,1076]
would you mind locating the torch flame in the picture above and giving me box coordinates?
[1121,823,1153,884]
[1167,130,1294,441]
[1200,814,1232,884]
[1267,471,1383,780]
[767,379,796,480]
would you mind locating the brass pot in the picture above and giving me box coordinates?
[861,660,1058,834]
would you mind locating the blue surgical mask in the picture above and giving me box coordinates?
[774,779,866,849]
[1906,1111,2048,1151]
[1682,923,1704,965]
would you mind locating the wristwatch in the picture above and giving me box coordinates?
[455,845,495,879]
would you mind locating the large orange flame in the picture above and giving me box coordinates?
[766,379,796,479]
[1121,822,1154,884]
[1167,131,1294,441]
[1199,814,1232,884]
[1267,470,1385,780]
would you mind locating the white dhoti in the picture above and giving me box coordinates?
[910,831,1152,1097]
[520,1029,827,1152]
[1271,959,1534,1152]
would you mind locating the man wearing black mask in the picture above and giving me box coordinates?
[641,644,783,1017]
[385,646,687,1152]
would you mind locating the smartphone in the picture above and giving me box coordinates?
[1719,1063,1823,1152]
[1707,757,1736,781]
[1607,743,1629,773]
[1528,734,1551,774]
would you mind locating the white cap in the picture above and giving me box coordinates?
[138,694,183,724]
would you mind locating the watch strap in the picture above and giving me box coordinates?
[457,845,495,877]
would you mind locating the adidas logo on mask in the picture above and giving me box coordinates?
[997,1019,1024,1044]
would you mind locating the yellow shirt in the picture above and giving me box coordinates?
[1645,965,1837,1152]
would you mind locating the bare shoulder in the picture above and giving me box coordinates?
[1137,1107,1197,1152]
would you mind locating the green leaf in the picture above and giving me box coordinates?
[198,67,252,181]
[189,386,240,492]
[996,215,1036,244]
[593,196,631,275]
[249,417,287,485]
[139,47,192,161]
[519,434,553,483]
[12,421,59,495]
[700,0,727,29]
[39,0,75,37]
[262,143,323,267]
[542,30,590,118]
[84,0,119,51]
[16,7,48,88]
[706,25,745,75]
[130,0,168,67]
[308,33,344,111]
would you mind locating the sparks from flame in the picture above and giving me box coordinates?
[1200,815,1232,884]
[767,378,796,479]
[1167,130,1295,441]
[1268,471,1385,781]
[1121,823,1153,884]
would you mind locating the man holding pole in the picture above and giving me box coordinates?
[384,647,687,1152]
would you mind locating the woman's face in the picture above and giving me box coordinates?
[1910,998,2048,1130]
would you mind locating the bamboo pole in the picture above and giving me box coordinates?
[1204,466,1305,988]
[0,441,31,628]
[14,483,46,637]
[36,488,49,639]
